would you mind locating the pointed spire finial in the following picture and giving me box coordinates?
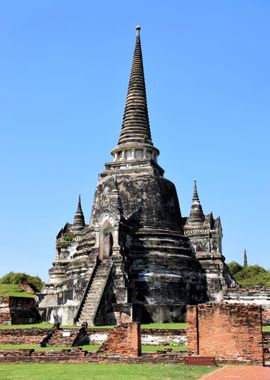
[111,25,160,164]
[243,249,248,267]
[72,195,85,231]
[193,179,199,201]
[188,179,204,225]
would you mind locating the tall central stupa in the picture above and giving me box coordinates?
[39,27,233,325]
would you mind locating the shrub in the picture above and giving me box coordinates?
[63,233,74,242]
[228,262,270,287]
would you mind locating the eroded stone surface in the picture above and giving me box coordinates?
[38,27,232,325]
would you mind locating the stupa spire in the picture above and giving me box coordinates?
[72,195,85,231]
[188,180,205,225]
[243,249,248,267]
[111,26,159,163]
[119,25,152,145]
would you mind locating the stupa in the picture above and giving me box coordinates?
[39,26,232,325]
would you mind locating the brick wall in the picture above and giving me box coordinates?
[98,323,141,357]
[186,303,264,365]
[186,305,198,354]
[0,297,12,324]
[0,328,51,345]
[0,326,186,347]
[263,310,270,325]
[224,287,270,324]
[41,328,79,347]
[0,296,40,325]
[0,327,89,347]
[0,349,185,364]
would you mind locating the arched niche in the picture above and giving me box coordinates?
[99,221,114,261]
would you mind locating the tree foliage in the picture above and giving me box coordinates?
[228,261,243,276]
[228,262,270,287]
[0,272,44,292]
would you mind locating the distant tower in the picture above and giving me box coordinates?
[72,195,85,231]
[243,249,248,267]
[188,179,205,225]
[184,179,233,301]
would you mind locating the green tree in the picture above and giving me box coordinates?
[227,262,270,287]
[227,261,243,276]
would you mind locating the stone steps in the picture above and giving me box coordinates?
[78,261,111,325]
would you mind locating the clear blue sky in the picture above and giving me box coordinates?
[0,0,269,280]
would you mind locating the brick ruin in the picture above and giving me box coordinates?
[98,323,141,356]
[186,303,264,365]
[0,326,186,347]
[0,296,40,325]
[0,313,268,365]
[223,287,270,324]
[38,26,233,326]
[0,323,185,364]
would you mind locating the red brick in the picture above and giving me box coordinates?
[98,322,141,357]
[186,303,264,365]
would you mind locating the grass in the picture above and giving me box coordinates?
[263,325,270,332]
[0,284,34,298]
[0,363,216,380]
[0,323,54,329]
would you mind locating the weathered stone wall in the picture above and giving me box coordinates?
[38,305,78,326]
[0,296,40,325]
[133,304,187,324]
[98,323,141,356]
[186,303,264,365]
[224,287,270,324]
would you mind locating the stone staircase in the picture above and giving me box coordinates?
[77,260,112,325]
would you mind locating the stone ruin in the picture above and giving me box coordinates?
[0,309,267,365]
[186,303,265,365]
[0,296,40,325]
[38,26,234,326]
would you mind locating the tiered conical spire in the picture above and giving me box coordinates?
[118,25,152,146]
[188,180,205,225]
[111,26,159,163]
[72,195,85,231]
